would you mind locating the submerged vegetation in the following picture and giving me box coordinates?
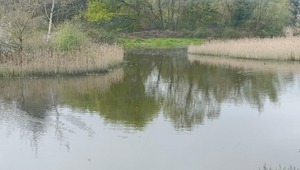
[188,37,300,61]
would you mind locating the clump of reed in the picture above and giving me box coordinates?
[0,43,124,78]
[188,54,300,74]
[188,37,300,61]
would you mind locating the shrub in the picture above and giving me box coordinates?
[54,22,88,51]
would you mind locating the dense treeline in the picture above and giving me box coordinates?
[86,0,300,38]
[0,0,299,51]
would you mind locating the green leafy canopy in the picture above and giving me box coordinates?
[85,0,114,22]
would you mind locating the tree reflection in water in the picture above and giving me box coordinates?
[64,56,160,130]
[62,53,298,131]
[0,69,124,155]
[0,52,298,155]
[135,53,295,130]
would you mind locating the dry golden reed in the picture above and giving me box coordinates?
[0,43,124,77]
[188,54,300,74]
[188,37,300,60]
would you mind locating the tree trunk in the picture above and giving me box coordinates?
[157,0,164,30]
[47,0,55,44]
[176,0,182,30]
[170,0,175,30]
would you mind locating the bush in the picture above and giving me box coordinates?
[54,22,88,51]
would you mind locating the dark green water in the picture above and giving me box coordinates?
[1,52,300,170]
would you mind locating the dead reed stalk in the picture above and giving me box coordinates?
[0,43,124,77]
[188,37,300,61]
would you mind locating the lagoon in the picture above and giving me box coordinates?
[1,52,300,170]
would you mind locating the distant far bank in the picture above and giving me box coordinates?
[119,37,203,50]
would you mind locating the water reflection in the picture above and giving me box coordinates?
[187,54,299,109]
[0,69,124,154]
[1,54,298,133]
[130,53,294,129]
[64,58,160,130]
[1,53,300,170]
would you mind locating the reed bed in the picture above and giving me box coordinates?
[0,43,124,77]
[188,37,300,61]
[188,54,300,74]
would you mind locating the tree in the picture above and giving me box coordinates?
[0,22,14,52]
[248,0,293,37]
[45,0,87,43]
[85,0,114,22]
[46,0,55,43]
[0,0,43,52]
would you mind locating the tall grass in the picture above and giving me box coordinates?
[0,43,123,77]
[188,37,300,61]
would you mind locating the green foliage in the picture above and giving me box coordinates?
[83,0,297,38]
[198,1,220,27]
[85,0,114,22]
[1,0,299,48]
[247,0,294,37]
[54,22,88,51]
[231,0,255,28]
[119,38,204,49]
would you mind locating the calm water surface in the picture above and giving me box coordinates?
[1,52,300,170]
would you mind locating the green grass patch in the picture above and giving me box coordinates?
[118,38,204,50]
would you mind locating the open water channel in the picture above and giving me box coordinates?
[1,51,300,170]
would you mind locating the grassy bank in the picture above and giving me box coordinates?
[0,44,124,78]
[119,38,203,50]
[188,37,300,61]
